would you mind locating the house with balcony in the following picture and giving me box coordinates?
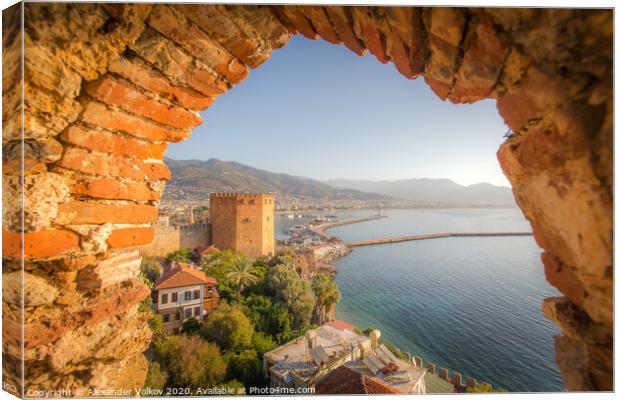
[153,261,219,333]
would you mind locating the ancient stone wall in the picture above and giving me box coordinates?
[1,3,612,395]
[139,220,210,258]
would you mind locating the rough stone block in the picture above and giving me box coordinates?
[542,252,587,307]
[452,371,463,386]
[414,356,423,367]
[438,367,449,380]
[77,251,142,291]
[426,363,436,374]
[466,377,477,388]
[352,7,390,64]
[298,6,341,44]
[3,271,59,307]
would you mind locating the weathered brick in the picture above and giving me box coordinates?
[451,15,510,103]
[3,229,80,260]
[147,5,248,84]
[281,6,318,39]
[325,6,366,56]
[58,147,172,181]
[174,4,269,68]
[77,251,141,290]
[298,6,341,44]
[424,8,468,99]
[352,7,390,64]
[60,125,167,160]
[72,178,161,201]
[57,201,158,224]
[223,5,291,51]
[107,227,155,248]
[85,75,202,129]
[108,54,215,111]
[130,27,228,97]
[543,252,587,307]
[81,101,190,143]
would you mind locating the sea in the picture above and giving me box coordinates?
[276,208,564,392]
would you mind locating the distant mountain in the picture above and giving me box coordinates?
[326,178,516,206]
[163,158,395,202]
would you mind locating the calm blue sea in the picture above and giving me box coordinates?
[276,208,564,392]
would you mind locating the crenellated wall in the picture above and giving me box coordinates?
[2,3,612,395]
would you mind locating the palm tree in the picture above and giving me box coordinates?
[225,254,260,299]
[311,275,341,325]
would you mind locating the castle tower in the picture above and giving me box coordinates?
[209,193,275,258]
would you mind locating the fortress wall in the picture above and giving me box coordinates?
[2,3,612,393]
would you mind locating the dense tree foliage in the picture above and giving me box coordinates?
[226,349,265,388]
[166,248,196,264]
[311,275,341,325]
[225,255,260,298]
[181,317,201,336]
[241,294,292,343]
[143,361,168,390]
[154,335,227,389]
[267,265,316,329]
[200,304,255,352]
[251,332,277,356]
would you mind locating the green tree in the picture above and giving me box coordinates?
[201,249,237,302]
[311,275,341,325]
[154,335,227,389]
[267,265,316,329]
[143,361,168,391]
[251,332,277,356]
[200,304,255,352]
[242,295,292,343]
[149,313,165,343]
[226,349,265,388]
[181,317,201,336]
[141,257,162,285]
[225,255,260,299]
[166,248,194,263]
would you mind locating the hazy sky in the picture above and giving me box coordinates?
[165,36,511,187]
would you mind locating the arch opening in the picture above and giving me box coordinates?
[2,3,612,395]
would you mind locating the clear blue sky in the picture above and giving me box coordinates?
[165,36,510,187]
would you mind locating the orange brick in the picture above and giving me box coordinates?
[107,227,155,248]
[57,201,158,224]
[60,125,167,160]
[85,75,202,129]
[72,178,161,201]
[108,55,215,111]
[3,229,81,260]
[298,6,341,44]
[80,101,191,143]
[58,147,171,181]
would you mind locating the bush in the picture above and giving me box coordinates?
[251,332,277,356]
[226,349,265,388]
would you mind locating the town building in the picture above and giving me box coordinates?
[152,262,219,333]
[262,320,427,394]
[209,192,275,258]
[140,215,210,258]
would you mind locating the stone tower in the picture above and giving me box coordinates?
[209,193,275,258]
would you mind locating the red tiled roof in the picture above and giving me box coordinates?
[316,366,400,395]
[155,262,216,289]
[198,245,220,256]
[326,320,356,331]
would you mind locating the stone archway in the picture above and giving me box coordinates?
[2,3,612,395]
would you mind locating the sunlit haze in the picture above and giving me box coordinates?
[166,36,511,187]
